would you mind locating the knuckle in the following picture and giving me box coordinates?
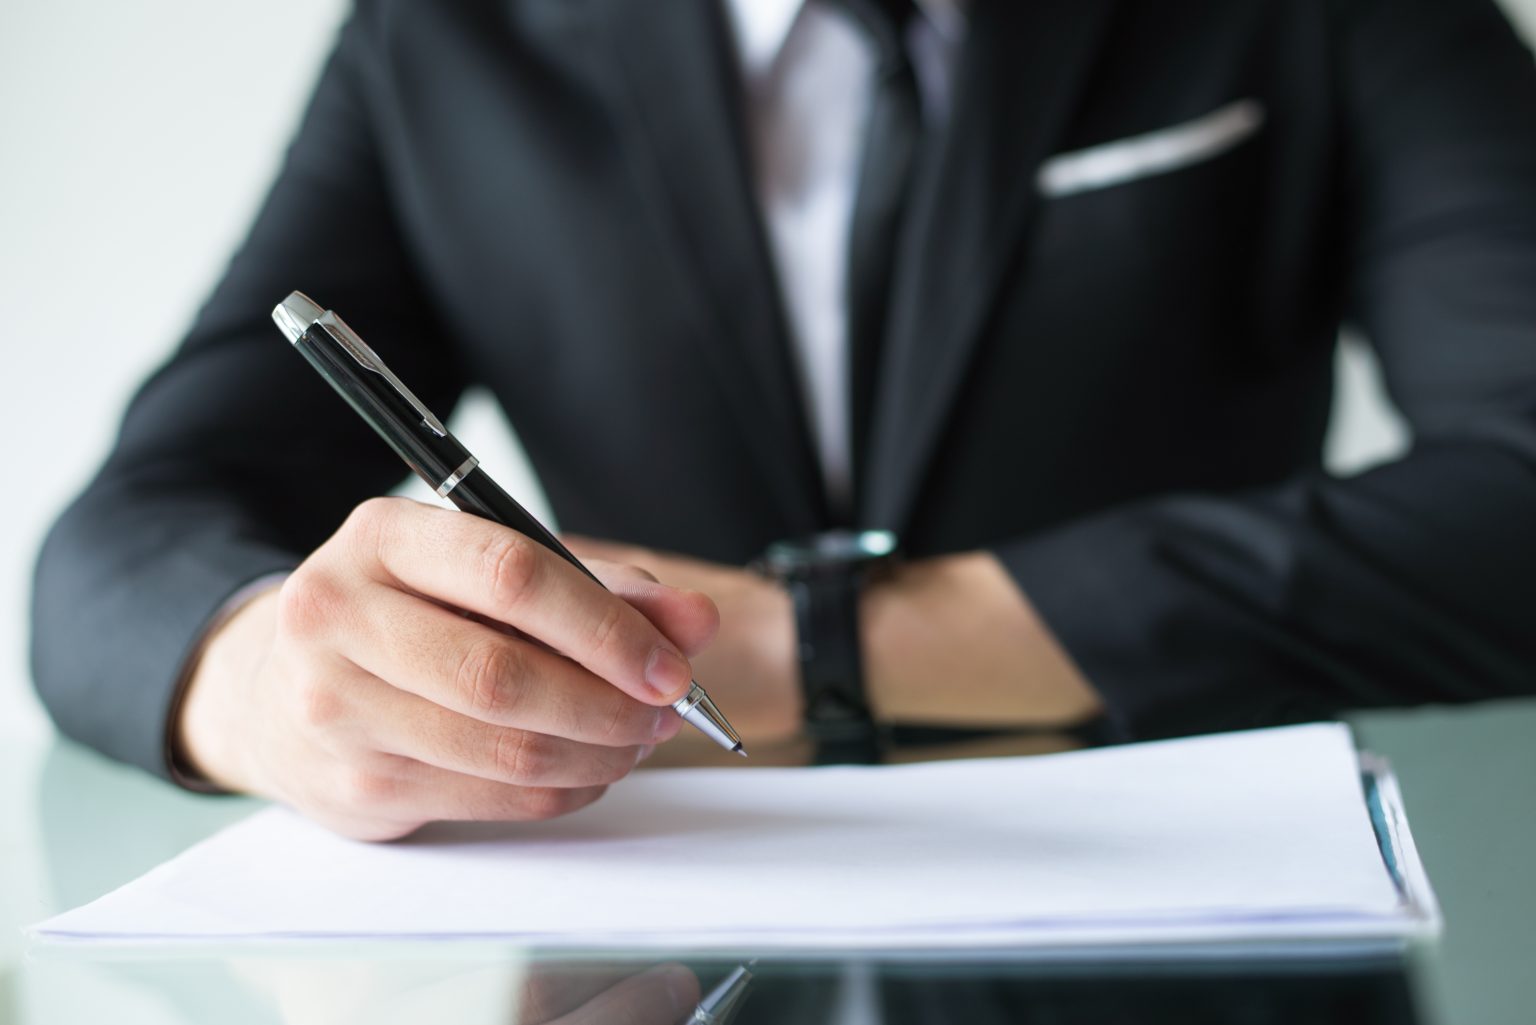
[343,497,396,559]
[456,642,526,722]
[596,696,643,746]
[480,531,539,608]
[491,729,546,783]
[585,599,632,662]
[275,570,340,639]
[346,496,396,537]
[293,671,345,730]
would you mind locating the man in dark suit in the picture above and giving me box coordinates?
[31,0,1536,839]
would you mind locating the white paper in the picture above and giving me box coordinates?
[34,724,1435,950]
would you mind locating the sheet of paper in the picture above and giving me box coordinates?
[34,724,1432,949]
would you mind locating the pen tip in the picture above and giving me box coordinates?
[733,745,748,758]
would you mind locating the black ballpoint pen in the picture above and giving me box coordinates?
[271,290,746,755]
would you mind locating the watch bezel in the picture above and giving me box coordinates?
[759,529,899,575]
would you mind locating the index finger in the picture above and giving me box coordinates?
[345,498,694,705]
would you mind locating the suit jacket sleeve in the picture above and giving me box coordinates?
[996,0,1536,740]
[30,7,464,778]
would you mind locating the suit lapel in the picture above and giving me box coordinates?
[602,0,827,534]
[863,0,1119,533]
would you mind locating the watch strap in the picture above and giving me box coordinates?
[787,567,881,762]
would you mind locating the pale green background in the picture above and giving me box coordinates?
[2,2,1535,1023]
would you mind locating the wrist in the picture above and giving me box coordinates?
[173,583,283,793]
[862,550,1103,727]
[731,570,803,740]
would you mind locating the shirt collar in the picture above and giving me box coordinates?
[721,0,968,75]
[722,0,804,75]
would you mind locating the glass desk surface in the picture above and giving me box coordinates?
[4,700,1534,1025]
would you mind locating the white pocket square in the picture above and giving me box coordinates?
[1037,99,1266,199]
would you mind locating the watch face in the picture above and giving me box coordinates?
[764,529,899,571]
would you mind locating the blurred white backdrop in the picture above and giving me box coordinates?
[2,0,1534,744]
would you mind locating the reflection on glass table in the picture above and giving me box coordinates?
[24,947,1420,1025]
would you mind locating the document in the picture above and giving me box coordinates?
[34,724,1439,950]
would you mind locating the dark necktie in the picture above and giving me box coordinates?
[838,0,923,519]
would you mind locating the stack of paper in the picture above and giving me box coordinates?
[34,724,1438,950]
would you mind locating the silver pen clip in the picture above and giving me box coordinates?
[272,291,448,438]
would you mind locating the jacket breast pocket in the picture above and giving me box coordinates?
[1016,96,1276,360]
[1037,99,1266,199]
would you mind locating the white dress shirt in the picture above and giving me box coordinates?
[721,0,966,515]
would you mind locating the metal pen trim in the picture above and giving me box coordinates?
[689,963,756,1024]
[436,457,479,497]
[271,293,320,344]
[315,311,449,438]
[274,292,448,438]
[673,682,746,755]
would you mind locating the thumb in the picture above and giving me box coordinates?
[586,559,720,658]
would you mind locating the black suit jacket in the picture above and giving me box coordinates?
[32,0,1536,778]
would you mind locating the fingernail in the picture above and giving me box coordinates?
[636,744,655,766]
[644,647,691,700]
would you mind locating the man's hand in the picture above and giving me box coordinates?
[176,497,719,841]
[565,538,1103,740]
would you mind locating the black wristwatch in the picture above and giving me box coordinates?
[756,530,899,761]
